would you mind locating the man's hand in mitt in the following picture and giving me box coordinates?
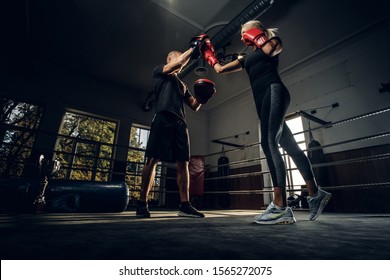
[194,79,216,104]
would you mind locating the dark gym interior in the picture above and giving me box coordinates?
[1,0,390,261]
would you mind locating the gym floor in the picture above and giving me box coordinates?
[1,209,390,260]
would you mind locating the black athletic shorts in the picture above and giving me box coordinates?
[145,112,190,162]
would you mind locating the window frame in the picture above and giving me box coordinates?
[53,110,118,181]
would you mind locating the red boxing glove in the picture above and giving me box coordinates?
[241,27,269,48]
[201,39,219,67]
[194,78,216,104]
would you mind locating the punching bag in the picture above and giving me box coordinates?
[189,156,205,197]
[308,139,325,164]
[217,155,230,208]
[0,179,129,213]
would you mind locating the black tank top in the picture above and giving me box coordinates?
[239,39,282,94]
[153,65,187,121]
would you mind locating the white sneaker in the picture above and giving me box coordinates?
[307,188,332,221]
[253,202,296,225]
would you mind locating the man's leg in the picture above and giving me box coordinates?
[176,160,190,202]
[136,157,159,218]
[176,160,204,218]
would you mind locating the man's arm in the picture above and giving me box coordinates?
[184,92,201,112]
[162,48,194,74]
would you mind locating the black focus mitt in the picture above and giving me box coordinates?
[194,78,216,104]
[189,34,210,59]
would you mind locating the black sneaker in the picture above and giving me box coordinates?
[178,203,205,218]
[136,201,151,218]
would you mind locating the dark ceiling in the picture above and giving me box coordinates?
[2,0,390,110]
[29,0,254,90]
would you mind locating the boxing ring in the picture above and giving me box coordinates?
[2,107,390,261]
[1,106,389,213]
[160,106,390,213]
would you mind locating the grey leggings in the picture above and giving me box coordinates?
[256,83,314,187]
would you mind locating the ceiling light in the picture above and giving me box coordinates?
[194,58,208,76]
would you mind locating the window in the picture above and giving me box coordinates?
[0,96,43,178]
[54,111,117,181]
[127,125,163,204]
[281,116,307,192]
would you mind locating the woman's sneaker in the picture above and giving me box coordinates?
[178,203,205,218]
[253,202,296,225]
[307,188,332,221]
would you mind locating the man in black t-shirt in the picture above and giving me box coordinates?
[136,48,205,218]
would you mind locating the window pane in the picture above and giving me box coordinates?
[59,112,116,144]
[129,126,149,149]
[54,112,117,181]
[128,125,150,201]
[291,169,305,186]
[287,117,305,142]
[1,96,43,178]
[284,117,307,190]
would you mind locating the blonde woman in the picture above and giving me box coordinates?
[202,20,331,224]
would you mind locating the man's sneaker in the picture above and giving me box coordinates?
[307,188,332,221]
[136,201,151,218]
[253,202,296,225]
[178,203,205,218]
[33,195,47,213]
[33,195,46,206]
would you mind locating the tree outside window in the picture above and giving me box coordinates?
[0,96,43,178]
[54,112,117,181]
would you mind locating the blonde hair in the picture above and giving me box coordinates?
[242,20,278,38]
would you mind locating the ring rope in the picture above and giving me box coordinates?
[139,109,390,195]
[145,182,390,196]
[204,152,390,181]
[293,106,390,136]
[312,152,390,168]
[204,107,390,158]
[204,132,390,171]
[142,152,389,184]
[312,182,390,191]
[205,170,271,181]
[305,131,390,151]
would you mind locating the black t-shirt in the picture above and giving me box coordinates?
[153,65,189,121]
[239,37,282,93]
